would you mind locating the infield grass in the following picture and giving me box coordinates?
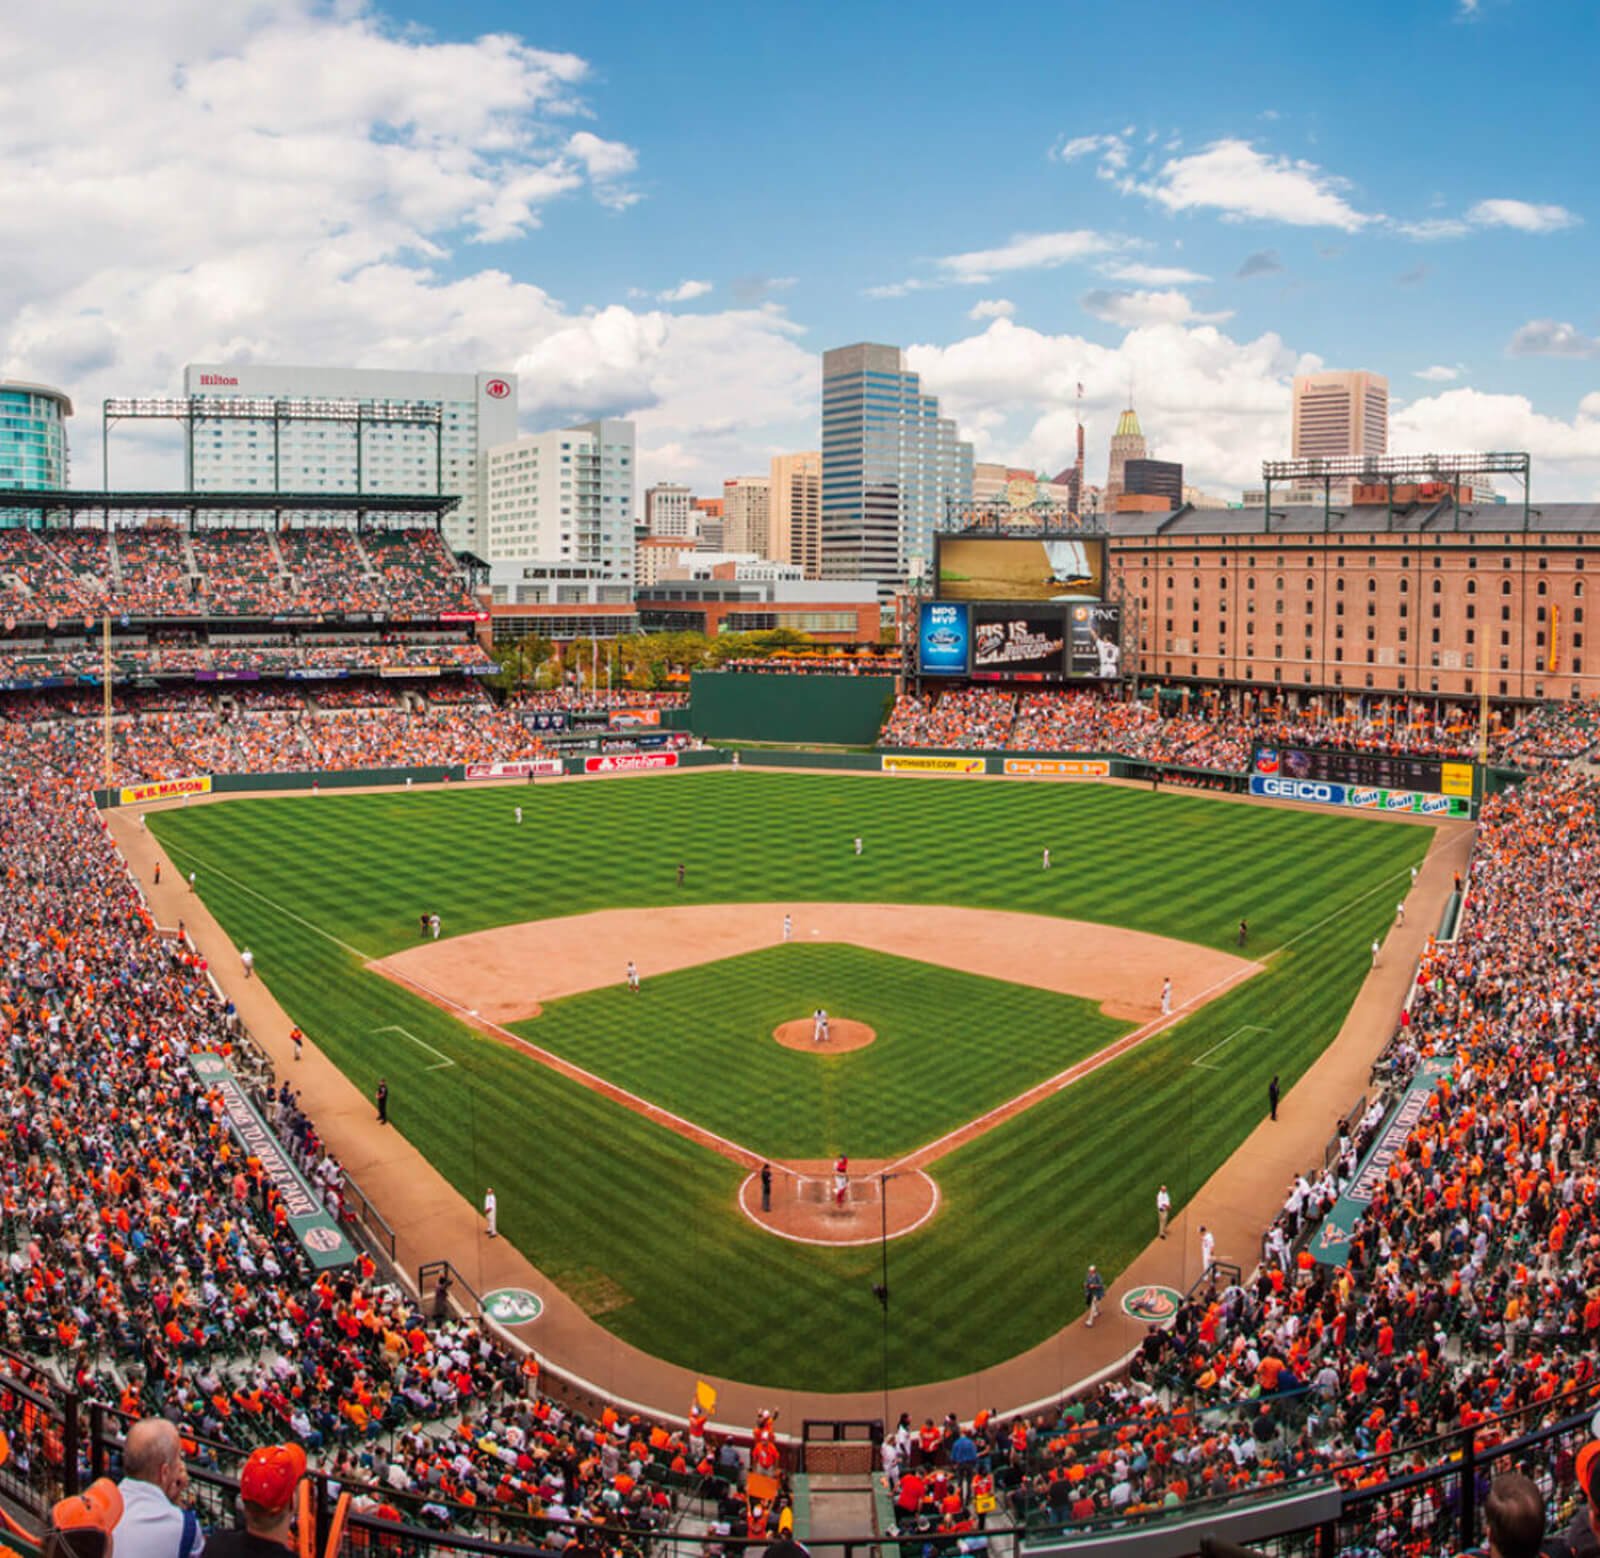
[510,943,1130,1159]
[150,771,1431,1390]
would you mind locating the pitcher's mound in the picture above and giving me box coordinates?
[774,1018,876,1054]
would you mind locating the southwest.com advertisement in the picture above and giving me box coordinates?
[918,602,971,676]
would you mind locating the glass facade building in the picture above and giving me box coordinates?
[0,382,72,492]
[820,343,972,595]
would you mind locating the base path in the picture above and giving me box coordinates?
[372,901,1253,1025]
[104,785,1471,1436]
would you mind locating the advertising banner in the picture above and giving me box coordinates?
[1252,744,1448,796]
[464,760,562,780]
[970,606,1067,679]
[882,754,986,774]
[917,602,971,676]
[1312,1058,1454,1265]
[1250,775,1470,818]
[610,708,662,728]
[379,665,441,678]
[523,711,569,733]
[1067,603,1123,679]
[1002,758,1110,778]
[936,536,1107,602]
[584,751,680,773]
[120,775,212,805]
[601,733,669,752]
[1440,762,1475,797]
[186,1052,355,1270]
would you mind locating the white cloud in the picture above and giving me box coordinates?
[968,299,1015,321]
[935,229,1122,282]
[1508,319,1600,358]
[1395,388,1600,493]
[1414,364,1461,382]
[1466,197,1580,233]
[1099,261,1210,285]
[906,318,1317,496]
[0,2,813,498]
[657,279,713,303]
[1395,217,1472,241]
[1080,289,1232,327]
[1130,139,1375,230]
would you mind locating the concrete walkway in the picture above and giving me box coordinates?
[105,786,1471,1436]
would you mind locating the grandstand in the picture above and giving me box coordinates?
[3,485,1600,1558]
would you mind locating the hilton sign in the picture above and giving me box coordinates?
[198,374,239,386]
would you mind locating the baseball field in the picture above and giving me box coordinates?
[148,770,1430,1391]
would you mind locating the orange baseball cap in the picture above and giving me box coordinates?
[53,1480,124,1533]
[1578,1440,1600,1501]
[240,1443,307,1513]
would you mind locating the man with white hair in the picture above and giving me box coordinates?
[115,1419,205,1558]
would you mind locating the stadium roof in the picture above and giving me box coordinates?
[1108,501,1600,538]
[0,489,460,522]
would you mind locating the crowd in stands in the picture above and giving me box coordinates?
[0,775,779,1548]
[0,637,492,684]
[0,525,478,622]
[881,688,1600,772]
[924,759,1600,1547]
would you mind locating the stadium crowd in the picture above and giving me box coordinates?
[881,687,1600,772]
[0,775,784,1546]
[0,525,478,621]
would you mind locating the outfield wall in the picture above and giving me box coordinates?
[689,671,896,746]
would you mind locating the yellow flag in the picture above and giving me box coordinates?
[695,1379,718,1413]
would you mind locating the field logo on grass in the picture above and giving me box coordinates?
[1121,1284,1183,1324]
[482,1288,544,1325]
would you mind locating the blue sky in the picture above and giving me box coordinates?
[2,0,1597,497]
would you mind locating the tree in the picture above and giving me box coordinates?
[489,631,553,697]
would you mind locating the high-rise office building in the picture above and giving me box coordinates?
[1104,406,1148,504]
[483,418,635,580]
[1123,458,1184,506]
[722,476,771,557]
[820,344,971,593]
[183,364,518,556]
[769,452,822,578]
[0,380,71,492]
[1292,371,1388,459]
[644,482,695,539]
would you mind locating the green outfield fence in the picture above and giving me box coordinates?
[689,670,897,746]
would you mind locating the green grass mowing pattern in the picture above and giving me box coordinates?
[149,774,1432,1390]
[509,943,1130,1160]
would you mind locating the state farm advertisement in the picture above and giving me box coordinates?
[584,752,680,774]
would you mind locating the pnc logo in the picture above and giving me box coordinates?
[484,378,512,399]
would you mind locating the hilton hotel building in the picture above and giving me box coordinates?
[183,364,520,557]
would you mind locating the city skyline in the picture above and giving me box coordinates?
[2,1,1597,505]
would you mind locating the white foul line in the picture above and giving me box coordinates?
[1190,1024,1270,1070]
[373,1024,456,1071]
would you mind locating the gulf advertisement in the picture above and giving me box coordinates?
[918,602,971,676]
[464,760,563,780]
[121,775,212,805]
[882,754,986,774]
[1002,758,1111,778]
[1249,775,1470,818]
[584,751,680,774]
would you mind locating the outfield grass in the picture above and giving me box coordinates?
[511,943,1130,1159]
[149,773,1431,1390]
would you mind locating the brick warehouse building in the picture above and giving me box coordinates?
[1106,501,1598,706]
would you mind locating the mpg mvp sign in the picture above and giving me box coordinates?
[918,602,970,676]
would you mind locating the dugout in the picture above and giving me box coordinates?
[689,671,896,746]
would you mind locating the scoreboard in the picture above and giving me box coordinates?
[1252,746,1475,798]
